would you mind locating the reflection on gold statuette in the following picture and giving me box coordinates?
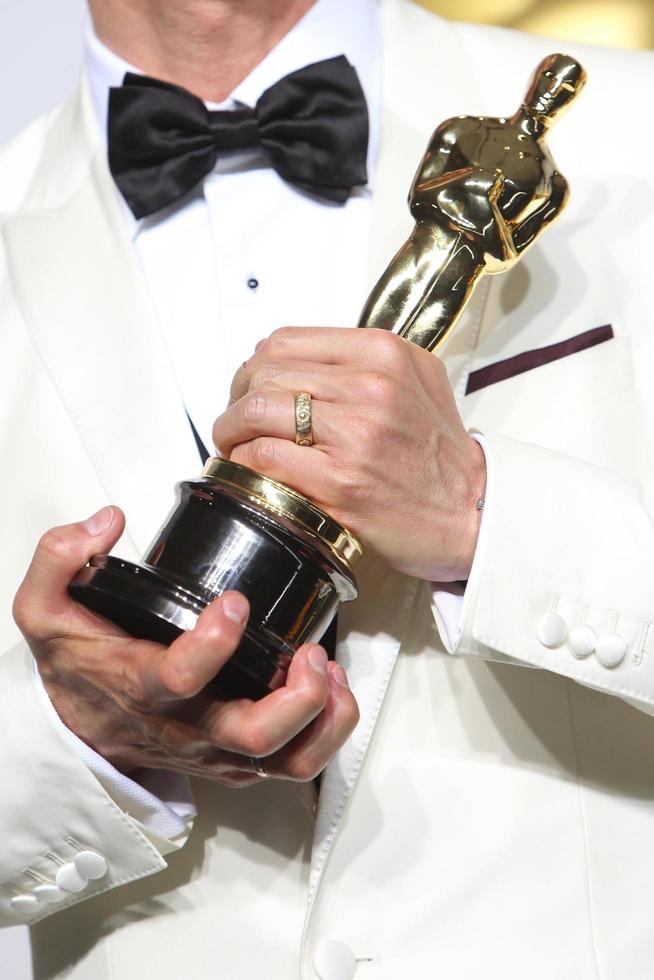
[359,53,587,352]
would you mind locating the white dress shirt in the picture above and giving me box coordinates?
[86,0,381,456]
[36,0,489,837]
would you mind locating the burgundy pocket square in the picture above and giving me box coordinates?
[465,324,614,395]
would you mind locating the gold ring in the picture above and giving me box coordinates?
[294,392,313,447]
[249,756,270,779]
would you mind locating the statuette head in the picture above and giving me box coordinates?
[524,53,587,124]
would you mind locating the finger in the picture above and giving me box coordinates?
[230,327,407,402]
[139,592,250,704]
[246,361,357,401]
[204,644,331,757]
[269,662,359,781]
[214,389,340,457]
[13,507,125,637]
[229,437,335,507]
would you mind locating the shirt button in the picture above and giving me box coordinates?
[536,612,567,648]
[74,850,108,880]
[568,625,596,659]
[313,939,357,980]
[34,884,67,904]
[596,632,627,668]
[56,862,88,894]
[10,895,39,913]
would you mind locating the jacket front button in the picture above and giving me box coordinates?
[313,939,357,979]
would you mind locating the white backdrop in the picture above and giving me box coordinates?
[1,3,87,974]
[0,0,86,143]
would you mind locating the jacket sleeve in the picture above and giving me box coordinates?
[0,641,182,926]
[436,431,654,717]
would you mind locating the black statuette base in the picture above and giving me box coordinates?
[70,557,293,701]
[69,473,358,700]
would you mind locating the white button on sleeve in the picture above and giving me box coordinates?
[34,884,67,904]
[10,895,39,913]
[56,862,89,894]
[596,633,627,668]
[313,939,357,980]
[568,625,596,659]
[536,612,567,649]
[74,850,108,880]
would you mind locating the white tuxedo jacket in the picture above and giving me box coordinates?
[2,2,654,977]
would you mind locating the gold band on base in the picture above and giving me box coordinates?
[200,457,362,570]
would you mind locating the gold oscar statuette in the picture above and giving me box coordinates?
[70,53,586,699]
[360,52,586,351]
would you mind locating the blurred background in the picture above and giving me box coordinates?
[425,0,654,49]
[0,0,652,143]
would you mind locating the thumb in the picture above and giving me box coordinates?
[13,506,125,634]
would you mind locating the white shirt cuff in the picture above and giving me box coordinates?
[32,660,197,841]
[431,431,493,650]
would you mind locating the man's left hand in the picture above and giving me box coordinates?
[213,327,486,582]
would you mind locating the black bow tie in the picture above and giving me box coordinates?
[107,56,369,219]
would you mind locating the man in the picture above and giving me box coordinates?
[2,0,654,977]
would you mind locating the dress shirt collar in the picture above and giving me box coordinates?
[85,0,380,186]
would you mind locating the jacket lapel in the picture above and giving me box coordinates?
[3,78,200,556]
[306,0,484,920]
[308,558,419,900]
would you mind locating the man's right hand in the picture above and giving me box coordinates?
[12,506,359,786]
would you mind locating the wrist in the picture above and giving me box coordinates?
[445,436,486,581]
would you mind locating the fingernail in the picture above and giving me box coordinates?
[222,593,249,626]
[331,663,349,688]
[83,506,114,536]
[308,646,327,674]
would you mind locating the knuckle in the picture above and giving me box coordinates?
[211,418,225,452]
[359,371,396,407]
[11,588,31,632]
[431,355,447,382]
[251,364,279,389]
[159,662,196,700]
[247,438,279,469]
[287,754,321,783]
[241,727,275,760]
[38,526,71,561]
[371,328,405,364]
[242,390,269,424]
[340,698,361,736]
[230,442,250,468]
[229,368,246,400]
[268,326,295,350]
[301,685,329,718]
